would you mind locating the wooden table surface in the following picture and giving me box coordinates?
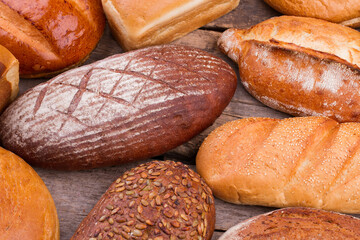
[16,0,360,239]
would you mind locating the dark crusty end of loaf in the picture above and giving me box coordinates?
[219,207,360,239]
[71,160,215,240]
[0,45,237,170]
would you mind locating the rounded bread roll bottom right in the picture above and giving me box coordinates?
[196,116,360,214]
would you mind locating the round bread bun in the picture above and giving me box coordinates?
[0,147,59,240]
[264,0,360,28]
[219,207,360,239]
[0,44,18,113]
[0,0,105,78]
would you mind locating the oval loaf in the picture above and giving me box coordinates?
[218,16,360,123]
[197,116,360,214]
[0,0,105,77]
[71,160,215,240]
[219,207,360,239]
[0,147,59,240]
[0,45,237,170]
[264,0,360,28]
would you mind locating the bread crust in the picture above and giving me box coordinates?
[264,0,360,28]
[0,147,59,240]
[196,116,360,214]
[0,0,105,78]
[218,16,360,123]
[102,0,240,50]
[218,207,360,239]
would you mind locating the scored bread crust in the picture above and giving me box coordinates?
[102,0,240,51]
[196,116,360,214]
[264,0,360,28]
[218,207,360,239]
[0,147,59,240]
[0,44,19,112]
[218,16,360,123]
[0,0,105,78]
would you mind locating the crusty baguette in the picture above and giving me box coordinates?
[0,147,59,240]
[219,207,360,239]
[0,44,19,113]
[264,0,360,28]
[218,16,360,123]
[0,0,105,78]
[102,0,240,51]
[196,116,360,214]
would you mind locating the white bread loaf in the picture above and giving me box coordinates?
[102,0,240,50]
[218,16,360,123]
[264,0,360,28]
[197,116,360,214]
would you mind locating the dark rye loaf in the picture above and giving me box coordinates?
[0,45,237,170]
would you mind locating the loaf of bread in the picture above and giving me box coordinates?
[0,45,237,170]
[264,0,360,28]
[0,0,105,78]
[197,116,360,214]
[0,147,59,239]
[218,16,360,123]
[219,207,360,239]
[0,44,19,112]
[102,0,240,50]
[71,160,215,240]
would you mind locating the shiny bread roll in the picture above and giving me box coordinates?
[197,116,360,214]
[218,16,360,123]
[219,208,360,239]
[264,0,360,28]
[0,44,19,113]
[0,0,105,78]
[0,147,59,239]
[102,0,240,50]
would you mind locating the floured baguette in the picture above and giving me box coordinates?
[0,44,18,113]
[197,116,360,214]
[219,208,360,239]
[102,0,240,50]
[218,16,360,123]
[264,0,360,28]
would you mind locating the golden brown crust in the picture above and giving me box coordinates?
[0,147,59,240]
[0,44,19,113]
[71,160,215,240]
[219,207,360,239]
[0,0,105,78]
[102,0,240,50]
[197,116,360,214]
[218,16,360,123]
[264,0,360,28]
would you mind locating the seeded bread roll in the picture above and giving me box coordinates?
[0,147,59,240]
[71,160,215,240]
[197,116,360,214]
[218,16,360,123]
[0,44,19,113]
[102,0,240,50]
[0,0,105,78]
[219,207,360,239]
[264,0,360,28]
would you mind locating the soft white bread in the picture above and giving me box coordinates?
[0,44,18,113]
[0,147,59,239]
[219,208,360,239]
[102,0,240,50]
[264,0,360,28]
[218,16,360,123]
[197,116,360,214]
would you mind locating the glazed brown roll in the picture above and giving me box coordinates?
[0,0,105,78]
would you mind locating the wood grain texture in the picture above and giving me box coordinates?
[6,0,360,239]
